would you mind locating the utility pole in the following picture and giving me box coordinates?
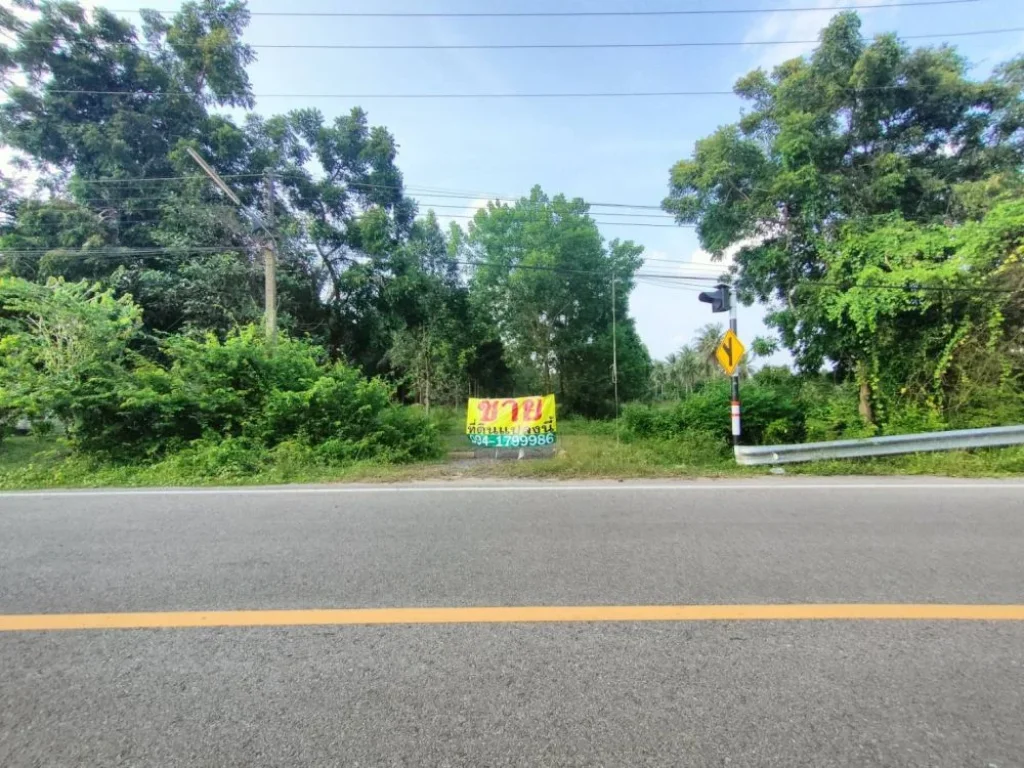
[185,148,242,207]
[611,273,620,443]
[186,147,277,344]
[263,173,278,345]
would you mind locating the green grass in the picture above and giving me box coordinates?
[3,419,1024,491]
[789,445,1024,477]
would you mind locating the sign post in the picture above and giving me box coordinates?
[701,283,745,446]
[727,301,742,447]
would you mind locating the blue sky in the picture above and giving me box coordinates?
[22,0,1024,359]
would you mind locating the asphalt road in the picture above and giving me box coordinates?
[2,479,1023,767]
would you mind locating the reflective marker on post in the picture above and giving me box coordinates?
[731,400,741,438]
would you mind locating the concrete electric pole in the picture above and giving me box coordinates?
[262,173,277,345]
[186,148,277,344]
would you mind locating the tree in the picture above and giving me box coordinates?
[662,12,1024,420]
[384,214,477,409]
[0,0,267,333]
[0,275,143,440]
[242,107,417,361]
[0,1,420,364]
[462,187,650,415]
[819,200,1024,426]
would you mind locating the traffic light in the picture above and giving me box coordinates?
[698,284,732,313]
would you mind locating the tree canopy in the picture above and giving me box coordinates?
[1,0,649,414]
[663,12,1024,422]
[463,188,650,416]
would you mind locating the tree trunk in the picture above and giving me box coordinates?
[857,361,874,424]
[424,369,431,416]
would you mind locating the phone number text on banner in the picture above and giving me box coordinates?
[466,394,557,447]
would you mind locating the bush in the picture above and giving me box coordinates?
[621,402,671,438]
[626,378,805,446]
[801,380,877,441]
[119,331,439,461]
[0,278,439,464]
[157,437,270,481]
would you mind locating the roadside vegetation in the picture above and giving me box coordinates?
[2,4,1024,488]
[6,410,1024,490]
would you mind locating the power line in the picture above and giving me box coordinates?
[65,208,688,229]
[34,88,728,99]
[640,257,729,269]
[635,279,709,292]
[36,84,972,99]
[79,199,677,218]
[78,209,683,226]
[0,246,708,281]
[421,204,673,219]
[3,246,1013,293]
[54,177,670,212]
[65,173,266,185]
[0,246,246,258]
[811,281,1018,294]
[432,213,681,228]
[9,25,1016,50]
[106,0,979,18]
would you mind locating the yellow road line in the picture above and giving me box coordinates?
[2,604,1024,632]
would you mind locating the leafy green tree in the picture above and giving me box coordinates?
[463,187,650,415]
[0,1,422,362]
[662,12,1024,420]
[241,107,417,360]
[0,0,267,331]
[0,275,143,442]
[819,200,1024,426]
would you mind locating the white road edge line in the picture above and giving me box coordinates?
[3,482,1024,498]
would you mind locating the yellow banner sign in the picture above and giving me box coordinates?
[466,395,557,438]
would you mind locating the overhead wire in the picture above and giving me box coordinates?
[64,175,668,208]
[35,83,986,99]
[104,0,980,18]
[2,245,1012,294]
[77,199,678,218]
[426,213,681,228]
[56,176,673,213]
[6,25,1016,50]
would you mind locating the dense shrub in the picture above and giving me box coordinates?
[625,376,806,446]
[625,366,998,446]
[111,332,438,461]
[800,380,876,442]
[0,278,439,462]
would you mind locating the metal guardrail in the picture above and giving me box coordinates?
[734,424,1024,466]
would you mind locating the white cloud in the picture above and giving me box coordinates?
[741,0,896,75]
[643,248,671,265]
[689,246,734,268]
[426,196,492,229]
[687,234,764,270]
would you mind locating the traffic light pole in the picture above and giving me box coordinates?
[729,292,741,447]
[697,281,741,447]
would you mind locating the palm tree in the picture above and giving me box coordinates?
[694,323,725,379]
[650,360,672,399]
[653,322,759,400]
[673,346,705,395]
